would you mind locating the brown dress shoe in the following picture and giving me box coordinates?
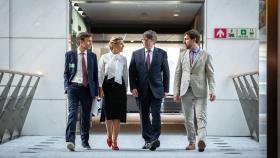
[198,140,206,152]
[185,143,195,150]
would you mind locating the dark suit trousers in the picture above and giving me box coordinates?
[137,86,162,143]
[66,83,92,144]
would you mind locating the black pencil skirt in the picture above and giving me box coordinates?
[100,76,127,123]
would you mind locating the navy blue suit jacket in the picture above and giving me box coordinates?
[129,47,170,99]
[64,50,98,97]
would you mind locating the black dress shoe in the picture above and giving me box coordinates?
[149,139,160,151]
[142,142,150,149]
[82,142,91,150]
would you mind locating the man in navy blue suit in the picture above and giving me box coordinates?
[129,30,170,151]
[64,32,98,151]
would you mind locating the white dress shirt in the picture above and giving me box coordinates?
[72,48,87,84]
[98,52,128,88]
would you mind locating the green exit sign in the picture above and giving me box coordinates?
[237,28,256,39]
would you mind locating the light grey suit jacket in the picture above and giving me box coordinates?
[173,49,215,97]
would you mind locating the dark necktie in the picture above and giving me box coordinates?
[81,52,88,86]
[145,49,151,70]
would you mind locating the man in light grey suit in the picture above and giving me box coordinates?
[173,29,216,152]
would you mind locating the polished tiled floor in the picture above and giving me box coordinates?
[0,134,266,158]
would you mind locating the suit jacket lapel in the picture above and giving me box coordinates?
[181,50,191,67]
[87,52,91,73]
[73,51,78,73]
[141,48,148,72]
[142,48,145,65]
[186,50,191,67]
[149,47,158,71]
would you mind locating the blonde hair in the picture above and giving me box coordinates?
[108,37,123,50]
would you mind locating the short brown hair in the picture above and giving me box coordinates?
[76,32,92,45]
[184,29,200,43]
[108,37,123,50]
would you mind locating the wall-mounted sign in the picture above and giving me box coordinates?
[214,28,257,39]
[214,28,227,38]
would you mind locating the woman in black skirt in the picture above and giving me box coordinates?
[98,37,127,150]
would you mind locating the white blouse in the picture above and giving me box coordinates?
[98,52,128,88]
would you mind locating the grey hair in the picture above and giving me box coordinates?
[143,30,157,43]
[108,37,123,50]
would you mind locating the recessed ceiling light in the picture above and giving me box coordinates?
[173,13,179,17]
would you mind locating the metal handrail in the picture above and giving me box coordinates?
[0,69,43,77]
[0,69,42,143]
[231,71,259,141]
[231,71,258,78]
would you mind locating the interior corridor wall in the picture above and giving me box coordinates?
[0,0,69,135]
[205,0,258,136]
[0,0,259,136]
[0,0,9,69]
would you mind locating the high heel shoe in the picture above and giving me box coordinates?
[107,138,112,147]
[112,142,119,150]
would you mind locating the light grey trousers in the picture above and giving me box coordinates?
[181,88,207,144]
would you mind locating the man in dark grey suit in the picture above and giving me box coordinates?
[129,30,170,151]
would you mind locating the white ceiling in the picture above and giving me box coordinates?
[71,0,204,41]
[78,1,203,25]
